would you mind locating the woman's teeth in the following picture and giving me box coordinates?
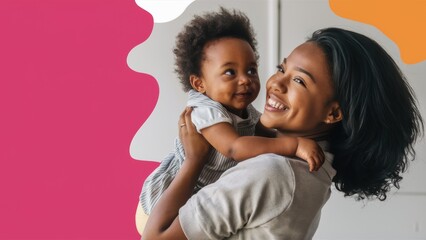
[267,98,287,110]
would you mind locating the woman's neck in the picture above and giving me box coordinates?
[276,129,330,141]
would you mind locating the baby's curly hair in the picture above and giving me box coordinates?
[173,7,258,92]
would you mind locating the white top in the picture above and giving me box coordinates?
[179,142,336,240]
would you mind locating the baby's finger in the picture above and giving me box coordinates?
[310,155,320,172]
[316,154,325,170]
[308,158,315,172]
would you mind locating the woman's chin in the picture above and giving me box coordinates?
[260,115,278,129]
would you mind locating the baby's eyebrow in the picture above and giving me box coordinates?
[220,61,258,68]
[250,61,258,67]
[220,62,236,67]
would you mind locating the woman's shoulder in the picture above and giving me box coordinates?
[235,149,336,187]
[237,152,327,172]
[237,153,289,169]
[232,153,296,187]
[220,153,296,212]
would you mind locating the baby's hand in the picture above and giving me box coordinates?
[295,138,325,172]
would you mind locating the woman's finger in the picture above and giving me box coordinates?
[184,107,195,133]
[178,108,187,128]
[178,108,188,141]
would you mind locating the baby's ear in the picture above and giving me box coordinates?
[190,75,205,93]
[324,102,343,124]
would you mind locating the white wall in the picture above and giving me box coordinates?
[130,0,426,238]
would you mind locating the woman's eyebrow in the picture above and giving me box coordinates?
[284,58,317,83]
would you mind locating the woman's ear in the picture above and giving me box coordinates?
[325,102,343,124]
[190,75,205,93]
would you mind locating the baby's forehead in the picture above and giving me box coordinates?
[208,36,257,58]
[202,37,256,56]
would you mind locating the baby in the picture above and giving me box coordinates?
[138,8,324,221]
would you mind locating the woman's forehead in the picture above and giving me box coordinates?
[287,42,331,83]
[286,42,335,101]
[287,42,325,65]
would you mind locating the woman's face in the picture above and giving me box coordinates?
[260,42,338,137]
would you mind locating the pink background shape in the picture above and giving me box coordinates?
[0,0,158,238]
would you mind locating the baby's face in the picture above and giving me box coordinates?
[199,37,260,116]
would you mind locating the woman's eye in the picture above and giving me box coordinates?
[276,65,284,73]
[224,69,235,75]
[293,77,306,87]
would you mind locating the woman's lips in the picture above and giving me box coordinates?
[265,95,289,111]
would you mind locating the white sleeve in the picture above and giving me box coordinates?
[179,154,295,239]
[190,105,233,133]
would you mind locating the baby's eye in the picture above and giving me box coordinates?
[276,65,284,73]
[248,67,258,75]
[224,69,236,75]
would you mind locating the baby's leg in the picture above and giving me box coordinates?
[140,152,181,214]
[135,202,149,236]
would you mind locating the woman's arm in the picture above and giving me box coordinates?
[202,123,324,171]
[142,108,211,240]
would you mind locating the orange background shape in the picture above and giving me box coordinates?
[329,0,426,64]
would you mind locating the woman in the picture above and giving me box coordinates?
[139,28,423,239]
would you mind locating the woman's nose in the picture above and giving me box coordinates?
[269,74,288,93]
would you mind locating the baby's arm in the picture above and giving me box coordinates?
[202,123,324,171]
[254,120,277,138]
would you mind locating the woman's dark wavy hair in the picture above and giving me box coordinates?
[173,7,258,92]
[308,28,423,200]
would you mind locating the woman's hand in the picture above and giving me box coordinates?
[142,108,210,240]
[179,107,210,165]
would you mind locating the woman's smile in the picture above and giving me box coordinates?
[265,94,289,111]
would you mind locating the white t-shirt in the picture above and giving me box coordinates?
[179,142,336,240]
